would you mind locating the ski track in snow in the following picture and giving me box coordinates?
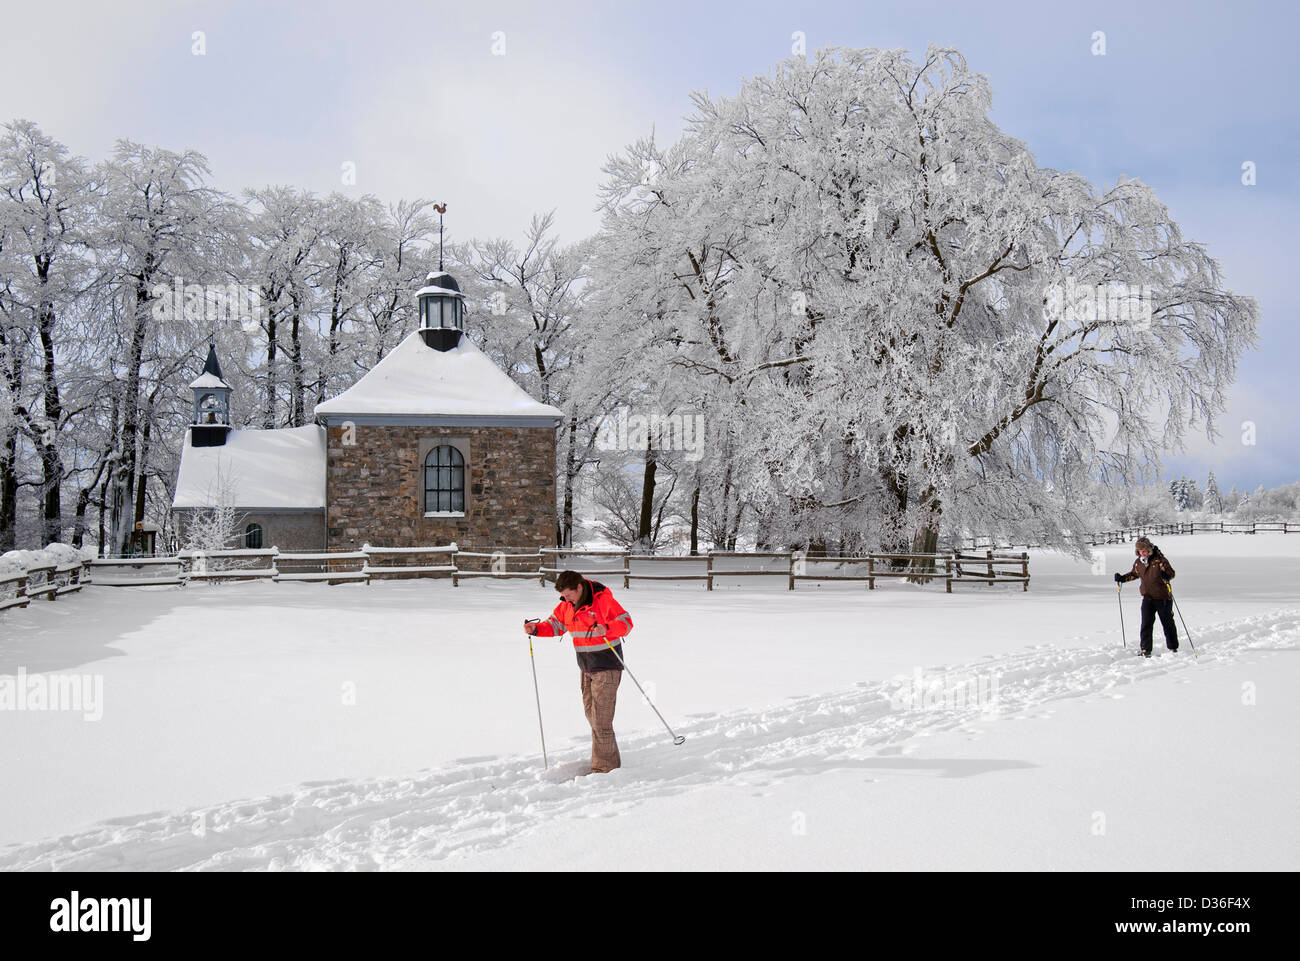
[4,609,1296,871]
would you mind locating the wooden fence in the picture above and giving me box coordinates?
[79,544,1032,593]
[14,517,1293,613]
[960,519,1300,552]
[0,560,93,612]
[542,548,1029,592]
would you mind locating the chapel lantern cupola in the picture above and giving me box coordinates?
[417,270,466,351]
[189,342,232,448]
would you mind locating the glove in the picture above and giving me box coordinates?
[1113,572,1123,583]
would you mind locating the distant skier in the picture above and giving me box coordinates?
[1114,537,1177,657]
[524,571,634,773]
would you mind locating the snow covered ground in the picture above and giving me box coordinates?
[0,533,1296,870]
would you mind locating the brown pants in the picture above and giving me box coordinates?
[580,669,622,773]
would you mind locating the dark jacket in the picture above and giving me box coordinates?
[1119,552,1175,600]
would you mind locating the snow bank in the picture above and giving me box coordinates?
[0,543,89,586]
[0,548,56,574]
[42,542,88,567]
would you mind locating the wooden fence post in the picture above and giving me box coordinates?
[706,552,713,591]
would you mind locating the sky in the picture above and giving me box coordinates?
[1,0,1295,490]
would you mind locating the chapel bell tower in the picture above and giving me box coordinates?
[417,271,466,352]
[189,343,232,447]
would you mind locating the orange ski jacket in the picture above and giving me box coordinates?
[534,579,633,672]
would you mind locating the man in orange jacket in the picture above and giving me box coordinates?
[524,570,634,773]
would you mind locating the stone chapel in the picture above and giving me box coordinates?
[172,271,562,552]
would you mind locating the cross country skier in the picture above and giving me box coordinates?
[524,571,634,773]
[1114,536,1178,657]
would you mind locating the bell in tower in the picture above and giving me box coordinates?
[189,343,233,447]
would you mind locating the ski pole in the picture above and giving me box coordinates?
[524,619,549,768]
[600,634,686,746]
[1167,586,1198,657]
[1116,581,1127,649]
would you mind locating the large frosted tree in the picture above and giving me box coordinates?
[0,120,97,547]
[591,45,1258,555]
[98,140,233,554]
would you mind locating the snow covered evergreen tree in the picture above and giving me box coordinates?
[1224,485,1242,513]
[1170,477,1190,511]
[1205,470,1223,513]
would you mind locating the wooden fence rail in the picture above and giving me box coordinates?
[73,546,1033,594]
[542,548,1030,593]
[0,560,93,611]
[15,518,1296,614]
[960,519,1300,552]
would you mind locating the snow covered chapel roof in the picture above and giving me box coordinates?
[313,330,563,426]
[173,425,326,511]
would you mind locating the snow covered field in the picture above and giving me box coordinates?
[1,533,1296,870]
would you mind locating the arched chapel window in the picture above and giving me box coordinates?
[424,446,465,513]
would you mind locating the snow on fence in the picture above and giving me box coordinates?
[273,551,369,583]
[0,546,94,613]
[452,550,545,586]
[87,555,187,586]
[76,544,1032,594]
[361,543,458,578]
[180,547,278,582]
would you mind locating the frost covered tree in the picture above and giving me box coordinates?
[0,120,99,547]
[311,193,384,414]
[455,212,602,546]
[590,46,1258,556]
[358,199,438,366]
[1205,471,1223,514]
[98,140,234,554]
[243,187,327,429]
[1224,484,1242,513]
[1169,478,1189,511]
[179,465,246,571]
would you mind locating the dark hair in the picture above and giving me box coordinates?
[555,570,585,592]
